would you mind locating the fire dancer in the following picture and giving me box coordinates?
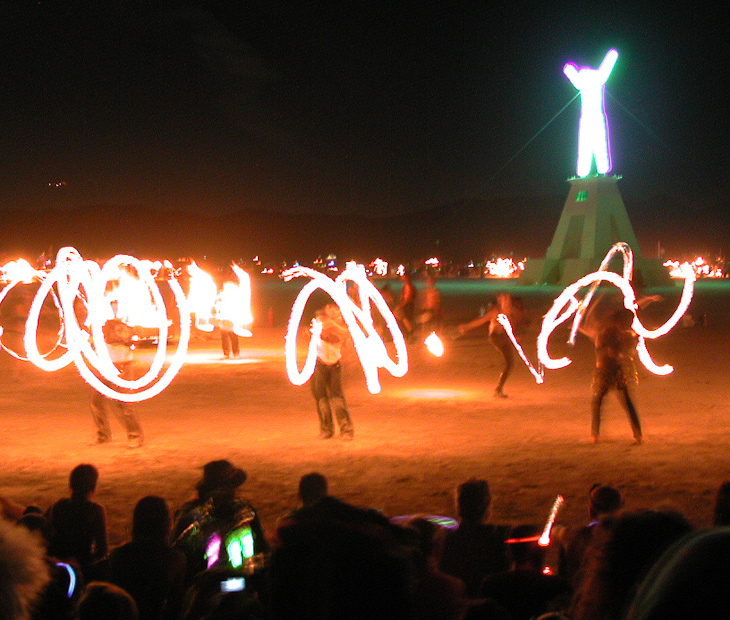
[90,304,144,448]
[457,293,526,398]
[582,305,642,444]
[310,304,354,440]
[394,271,416,340]
[416,272,442,337]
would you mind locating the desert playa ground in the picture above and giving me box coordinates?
[1,277,729,549]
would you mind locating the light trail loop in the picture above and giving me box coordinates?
[283,263,408,394]
[537,244,695,376]
[22,247,191,402]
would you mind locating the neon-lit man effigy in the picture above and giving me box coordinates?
[564,49,618,177]
[283,262,408,394]
[17,248,191,402]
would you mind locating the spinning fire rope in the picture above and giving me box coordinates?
[454,243,695,382]
[283,262,408,394]
[21,248,192,402]
[536,243,695,377]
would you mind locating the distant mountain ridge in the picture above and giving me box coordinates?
[0,191,723,264]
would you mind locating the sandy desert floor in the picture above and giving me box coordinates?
[1,278,729,551]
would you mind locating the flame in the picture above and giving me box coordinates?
[664,257,724,278]
[217,264,254,337]
[484,257,524,278]
[283,263,408,394]
[186,262,218,332]
[370,258,388,276]
[106,264,171,330]
[424,331,444,357]
[0,258,42,284]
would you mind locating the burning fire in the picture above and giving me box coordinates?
[185,262,253,337]
[484,257,525,278]
[283,263,408,394]
[0,258,41,284]
[424,331,444,357]
[370,258,389,277]
[664,257,724,278]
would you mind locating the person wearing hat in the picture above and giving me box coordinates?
[172,460,267,584]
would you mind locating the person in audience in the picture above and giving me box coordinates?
[1,494,25,521]
[409,517,466,620]
[172,460,267,585]
[479,524,571,620]
[626,527,730,620]
[76,581,138,620]
[16,508,83,620]
[0,518,51,620]
[569,508,692,620]
[276,472,395,542]
[439,478,510,597]
[557,484,623,586]
[46,464,108,580]
[271,472,415,619]
[107,496,187,620]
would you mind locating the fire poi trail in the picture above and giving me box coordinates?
[0,243,695,401]
[445,244,695,382]
[20,248,192,402]
[0,248,253,402]
[283,262,408,395]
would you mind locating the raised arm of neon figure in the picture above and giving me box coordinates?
[563,63,581,88]
[597,49,618,83]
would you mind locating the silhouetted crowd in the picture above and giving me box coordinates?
[3,463,730,620]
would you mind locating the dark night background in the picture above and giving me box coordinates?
[0,1,728,264]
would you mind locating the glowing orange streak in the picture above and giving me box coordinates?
[568,242,633,345]
[0,261,66,361]
[538,495,564,546]
[504,495,564,546]
[283,264,408,394]
[23,247,191,402]
[496,313,544,384]
[537,245,695,376]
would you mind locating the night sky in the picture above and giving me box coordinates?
[0,2,729,253]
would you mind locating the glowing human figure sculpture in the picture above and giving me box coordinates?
[564,49,618,177]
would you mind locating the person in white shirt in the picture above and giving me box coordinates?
[310,304,354,440]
